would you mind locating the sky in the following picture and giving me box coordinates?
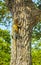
[33,0,37,3]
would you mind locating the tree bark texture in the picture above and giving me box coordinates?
[5,0,41,65]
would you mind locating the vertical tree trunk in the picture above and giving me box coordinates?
[10,18,32,65]
[10,1,33,65]
[5,0,41,65]
[10,0,41,65]
[7,0,38,65]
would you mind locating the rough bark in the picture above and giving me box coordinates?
[5,0,41,65]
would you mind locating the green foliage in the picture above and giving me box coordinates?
[38,4,41,9]
[0,29,11,43]
[32,49,41,65]
[0,39,11,65]
[0,0,11,65]
[0,29,11,65]
[32,22,41,42]
[33,0,41,9]
[32,22,41,65]
[0,0,12,28]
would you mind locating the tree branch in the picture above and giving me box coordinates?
[30,8,41,28]
[32,9,41,20]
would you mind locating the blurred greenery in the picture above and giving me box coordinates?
[0,29,11,43]
[0,38,11,65]
[0,0,12,28]
[0,0,41,65]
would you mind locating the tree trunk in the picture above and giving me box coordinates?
[10,1,33,65]
[10,18,32,65]
[5,0,41,65]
